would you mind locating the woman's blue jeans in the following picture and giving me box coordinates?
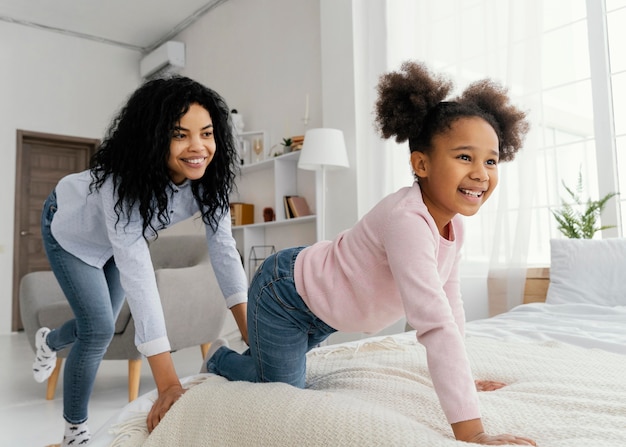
[41,190,126,424]
[208,246,336,387]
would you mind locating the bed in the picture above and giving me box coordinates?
[92,238,626,447]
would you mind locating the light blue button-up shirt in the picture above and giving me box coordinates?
[51,170,247,357]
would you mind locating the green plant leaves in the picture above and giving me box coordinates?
[551,171,618,239]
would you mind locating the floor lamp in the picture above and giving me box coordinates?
[297,128,349,241]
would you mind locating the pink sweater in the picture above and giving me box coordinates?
[294,182,480,424]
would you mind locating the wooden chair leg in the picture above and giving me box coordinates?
[128,358,142,402]
[200,342,211,360]
[46,357,64,400]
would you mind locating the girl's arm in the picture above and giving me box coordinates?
[146,352,185,432]
[452,419,536,445]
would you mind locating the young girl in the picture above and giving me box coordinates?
[205,61,535,445]
[33,76,248,446]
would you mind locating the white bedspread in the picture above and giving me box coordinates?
[466,303,626,355]
[97,334,626,447]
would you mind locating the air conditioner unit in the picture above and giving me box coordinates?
[139,41,185,79]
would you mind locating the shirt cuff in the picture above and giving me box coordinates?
[137,336,171,357]
[225,291,248,308]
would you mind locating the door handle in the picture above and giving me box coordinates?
[20,231,31,236]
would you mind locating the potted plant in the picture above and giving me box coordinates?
[551,171,618,239]
[281,137,293,154]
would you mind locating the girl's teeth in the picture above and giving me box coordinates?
[461,189,481,197]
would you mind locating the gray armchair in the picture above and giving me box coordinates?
[20,234,228,401]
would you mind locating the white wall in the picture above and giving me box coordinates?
[0,21,142,334]
[179,0,323,155]
[1,0,489,334]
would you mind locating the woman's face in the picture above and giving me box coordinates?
[411,116,499,236]
[167,103,216,185]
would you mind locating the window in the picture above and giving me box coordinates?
[387,0,624,265]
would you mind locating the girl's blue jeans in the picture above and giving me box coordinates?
[208,246,336,387]
[41,190,126,424]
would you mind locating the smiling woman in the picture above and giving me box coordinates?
[32,76,249,447]
[167,103,216,185]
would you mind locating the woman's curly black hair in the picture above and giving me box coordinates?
[90,76,238,238]
[375,61,529,162]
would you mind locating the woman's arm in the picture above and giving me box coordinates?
[230,302,248,345]
[146,352,185,432]
[205,210,249,342]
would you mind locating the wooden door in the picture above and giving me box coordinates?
[12,130,99,331]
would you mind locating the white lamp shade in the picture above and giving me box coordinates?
[297,128,349,171]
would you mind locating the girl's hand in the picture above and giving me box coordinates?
[147,384,186,432]
[475,379,507,391]
[468,432,537,445]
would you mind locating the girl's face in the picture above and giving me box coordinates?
[411,116,499,236]
[167,103,216,185]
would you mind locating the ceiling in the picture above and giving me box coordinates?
[0,0,228,53]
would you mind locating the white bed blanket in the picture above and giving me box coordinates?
[466,303,626,355]
[100,334,626,447]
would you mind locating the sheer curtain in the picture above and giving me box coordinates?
[369,0,601,315]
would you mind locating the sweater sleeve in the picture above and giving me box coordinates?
[443,217,465,336]
[383,205,480,424]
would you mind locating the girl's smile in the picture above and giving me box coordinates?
[411,116,499,236]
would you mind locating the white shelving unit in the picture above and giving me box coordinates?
[230,148,317,280]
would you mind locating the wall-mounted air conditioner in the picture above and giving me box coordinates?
[139,41,185,79]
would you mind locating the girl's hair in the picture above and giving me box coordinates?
[374,61,529,162]
[90,76,238,238]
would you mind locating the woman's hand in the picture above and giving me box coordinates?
[475,379,507,391]
[146,351,184,432]
[147,384,186,432]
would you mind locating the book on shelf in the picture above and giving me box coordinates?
[283,196,294,219]
[230,202,254,226]
[284,195,312,218]
[289,135,305,151]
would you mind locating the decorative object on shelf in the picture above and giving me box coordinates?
[230,109,244,134]
[263,207,275,222]
[248,245,276,281]
[281,137,293,154]
[230,109,246,165]
[239,130,267,165]
[302,93,310,130]
[253,138,264,162]
[551,170,618,239]
[239,139,250,165]
[298,128,349,240]
[284,196,312,219]
[230,202,254,226]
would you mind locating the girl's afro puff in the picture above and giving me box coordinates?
[375,61,529,162]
